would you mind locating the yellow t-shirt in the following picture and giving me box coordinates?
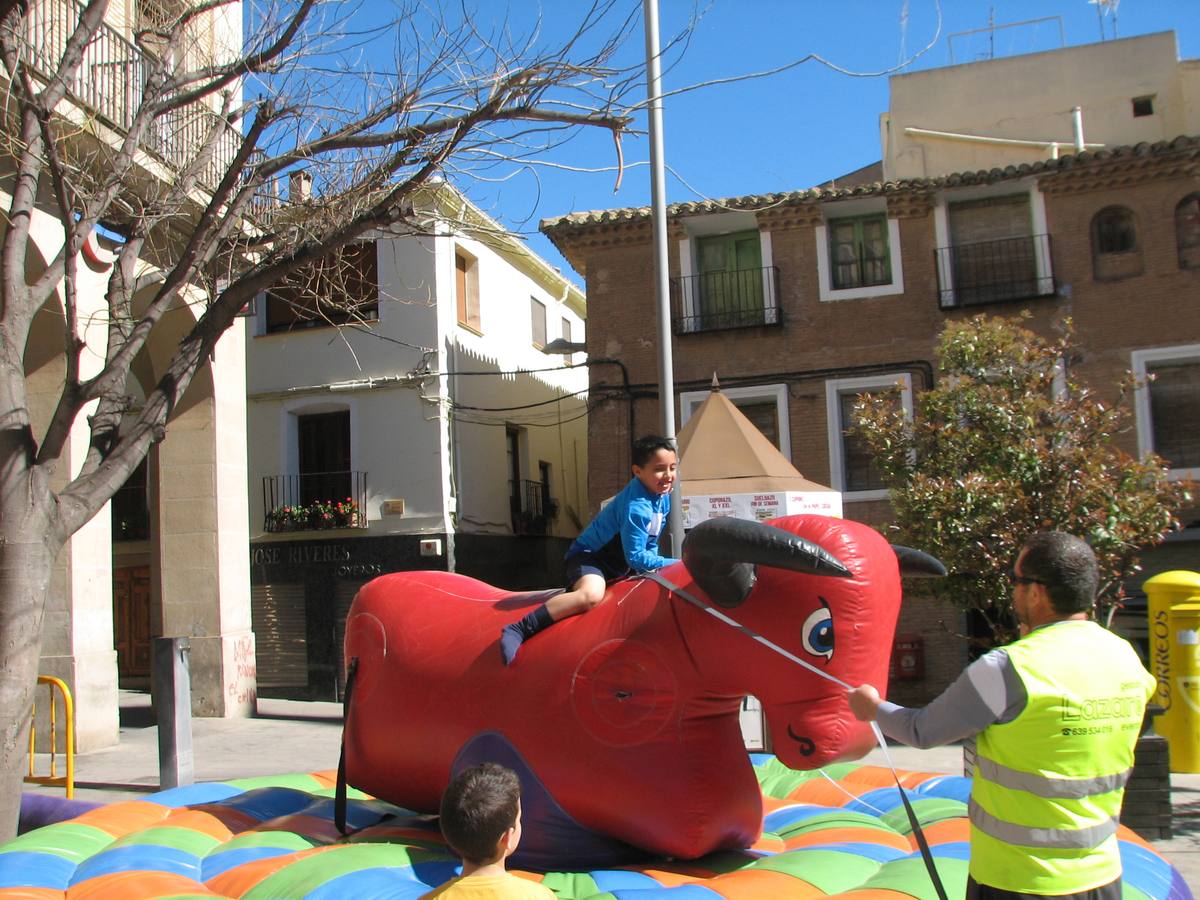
[420,872,555,899]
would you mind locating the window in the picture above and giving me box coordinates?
[530,297,547,348]
[825,374,913,499]
[506,427,522,531]
[815,209,904,302]
[298,411,351,505]
[112,458,150,542]
[1132,95,1155,118]
[938,193,1049,306]
[694,231,764,328]
[680,383,790,460]
[1132,346,1200,480]
[455,250,481,332]
[538,460,554,518]
[1176,194,1200,270]
[1091,206,1142,281]
[265,243,378,333]
[561,317,572,345]
[828,215,891,290]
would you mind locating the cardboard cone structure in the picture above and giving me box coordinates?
[676,378,842,528]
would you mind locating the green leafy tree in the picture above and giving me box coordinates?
[853,314,1192,647]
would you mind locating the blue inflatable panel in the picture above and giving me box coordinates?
[921,841,971,860]
[200,845,299,881]
[592,869,679,891]
[148,782,245,808]
[306,867,436,900]
[216,787,328,821]
[1120,840,1190,900]
[0,850,76,889]
[762,805,837,831]
[915,776,973,804]
[69,844,201,884]
[611,886,723,899]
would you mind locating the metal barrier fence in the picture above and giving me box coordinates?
[26,675,75,798]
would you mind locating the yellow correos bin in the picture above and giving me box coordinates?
[1143,570,1200,772]
[1167,601,1200,772]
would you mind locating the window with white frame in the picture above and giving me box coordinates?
[1132,345,1200,480]
[676,214,778,333]
[825,374,913,499]
[815,202,904,302]
[933,185,1054,308]
[680,384,790,460]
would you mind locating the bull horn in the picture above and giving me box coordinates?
[682,517,851,609]
[892,545,947,577]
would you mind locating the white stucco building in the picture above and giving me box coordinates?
[246,182,588,698]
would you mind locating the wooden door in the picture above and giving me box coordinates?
[113,565,152,677]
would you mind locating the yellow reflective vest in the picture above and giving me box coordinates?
[969,620,1155,894]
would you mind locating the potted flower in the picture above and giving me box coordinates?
[335,497,360,528]
[283,504,308,530]
[307,500,334,529]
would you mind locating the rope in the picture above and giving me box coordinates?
[335,657,359,837]
[647,571,949,900]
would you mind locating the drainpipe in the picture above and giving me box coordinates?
[1072,106,1085,153]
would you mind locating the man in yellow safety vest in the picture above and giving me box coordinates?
[848,532,1155,899]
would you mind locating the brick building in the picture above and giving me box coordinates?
[541,34,1200,704]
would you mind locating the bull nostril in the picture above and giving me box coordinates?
[615,690,632,700]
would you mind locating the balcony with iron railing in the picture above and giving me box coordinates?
[670,266,781,334]
[510,479,558,535]
[262,470,368,533]
[19,0,239,190]
[936,234,1056,309]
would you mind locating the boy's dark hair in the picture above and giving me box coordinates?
[438,763,521,865]
[631,435,676,467]
[1019,532,1099,615]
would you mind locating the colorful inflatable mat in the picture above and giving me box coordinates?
[1,756,1190,900]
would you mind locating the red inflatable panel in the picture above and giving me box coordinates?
[343,515,904,863]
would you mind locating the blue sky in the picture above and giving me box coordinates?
[441,1,1198,282]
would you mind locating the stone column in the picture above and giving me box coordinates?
[156,331,255,717]
[26,268,120,753]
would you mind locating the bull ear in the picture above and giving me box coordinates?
[682,518,851,609]
[892,545,947,577]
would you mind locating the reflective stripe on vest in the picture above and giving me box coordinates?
[974,756,1132,799]
[969,798,1119,849]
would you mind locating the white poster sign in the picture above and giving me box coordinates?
[682,490,842,528]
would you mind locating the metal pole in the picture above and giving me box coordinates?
[153,636,195,789]
[643,0,683,555]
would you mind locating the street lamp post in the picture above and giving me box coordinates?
[643,0,683,555]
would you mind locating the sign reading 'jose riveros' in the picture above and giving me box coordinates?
[681,491,843,529]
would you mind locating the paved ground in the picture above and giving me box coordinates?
[25,691,1200,891]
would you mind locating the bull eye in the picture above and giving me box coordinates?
[801,599,834,661]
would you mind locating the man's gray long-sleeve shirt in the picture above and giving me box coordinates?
[876,647,1029,748]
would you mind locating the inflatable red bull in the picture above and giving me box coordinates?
[342,515,944,867]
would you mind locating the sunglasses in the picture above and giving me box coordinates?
[1009,570,1047,586]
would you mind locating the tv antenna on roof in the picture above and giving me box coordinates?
[1089,0,1121,41]
[946,14,1065,65]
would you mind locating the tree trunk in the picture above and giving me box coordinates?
[0,483,59,842]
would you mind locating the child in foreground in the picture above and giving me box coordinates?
[421,763,554,899]
[500,435,679,665]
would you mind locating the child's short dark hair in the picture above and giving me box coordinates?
[438,763,521,865]
[631,435,676,467]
